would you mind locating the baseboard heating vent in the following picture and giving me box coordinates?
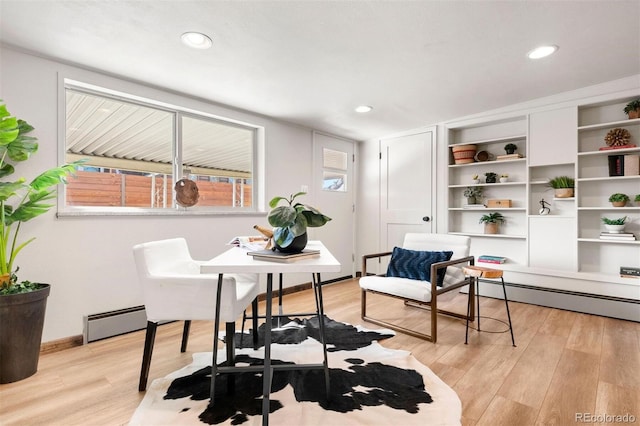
[84,305,147,343]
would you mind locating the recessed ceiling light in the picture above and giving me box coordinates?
[181,32,213,49]
[527,45,558,59]
[355,105,373,113]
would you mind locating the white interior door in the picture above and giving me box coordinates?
[380,130,434,251]
[313,132,355,281]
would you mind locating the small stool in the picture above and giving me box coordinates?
[462,265,516,346]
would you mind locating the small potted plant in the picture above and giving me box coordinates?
[608,193,629,207]
[479,212,505,234]
[267,192,331,252]
[635,194,640,206]
[463,186,484,205]
[471,174,479,184]
[500,173,509,183]
[546,176,575,198]
[601,216,627,233]
[623,99,640,119]
[484,172,497,183]
[504,143,517,155]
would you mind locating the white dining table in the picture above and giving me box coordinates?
[200,240,341,426]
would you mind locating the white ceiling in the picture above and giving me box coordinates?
[1,0,639,141]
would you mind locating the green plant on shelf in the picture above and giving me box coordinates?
[601,216,627,225]
[504,143,517,154]
[608,193,630,203]
[463,186,483,198]
[635,194,640,202]
[546,176,574,189]
[479,212,505,224]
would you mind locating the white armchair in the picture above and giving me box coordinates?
[359,233,474,342]
[133,238,259,391]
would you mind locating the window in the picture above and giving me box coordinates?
[63,83,260,214]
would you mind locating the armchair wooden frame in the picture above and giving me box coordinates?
[361,252,475,343]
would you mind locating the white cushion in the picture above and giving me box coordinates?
[359,275,433,302]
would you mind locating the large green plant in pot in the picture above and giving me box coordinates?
[267,192,331,253]
[0,101,81,383]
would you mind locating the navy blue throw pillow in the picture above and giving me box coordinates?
[386,247,453,286]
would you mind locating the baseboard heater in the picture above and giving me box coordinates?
[84,305,148,343]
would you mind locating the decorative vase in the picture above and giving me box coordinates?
[611,201,626,207]
[484,223,498,234]
[467,196,476,205]
[451,145,477,165]
[628,109,639,119]
[274,232,308,253]
[485,175,497,183]
[0,284,50,383]
[500,177,508,183]
[472,179,480,184]
[554,188,574,198]
[604,224,625,233]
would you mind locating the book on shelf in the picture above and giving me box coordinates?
[599,233,636,241]
[620,266,640,277]
[624,154,640,176]
[608,154,624,176]
[247,249,321,263]
[496,153,523,160]
[598,143,637,151]
[462,204,486,209]
[477,255,506,264]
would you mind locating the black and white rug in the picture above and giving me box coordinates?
[129,317,461,426]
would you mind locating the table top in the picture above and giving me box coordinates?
[200,240,341,274]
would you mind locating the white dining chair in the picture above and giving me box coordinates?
[133,237,260,391]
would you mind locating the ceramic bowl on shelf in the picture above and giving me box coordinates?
[604,224,626,233]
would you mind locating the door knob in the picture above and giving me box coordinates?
[422,216,430,222]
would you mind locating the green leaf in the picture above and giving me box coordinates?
[29,163,80,190]
[0,128,19,145]
[0,179,27,202]
[301,206,331,227]
[0,163,15,179]
[6,135,38,162]
[10,190,56,223]
[267,205,297,227]
[268,196,288,208]
[290,213,308,236]
[0,116,17,131]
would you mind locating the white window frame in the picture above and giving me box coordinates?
[57,78,265,216]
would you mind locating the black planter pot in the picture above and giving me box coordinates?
[275,232,308,253]
[0,284,50,384]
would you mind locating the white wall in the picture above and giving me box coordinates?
[0,46,323,342]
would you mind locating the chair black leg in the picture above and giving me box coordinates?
[139,321,157,391]
[252,297,259,350]
[180,320,191,352]
[465,277,474,344]
[500,277,516,347]
[226,321,236,393]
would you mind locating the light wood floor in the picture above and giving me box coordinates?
[1,279,638,426]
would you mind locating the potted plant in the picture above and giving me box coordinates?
[463,186,483,205]
[601,216,627,233]
[500,173,509,183]
[471,174,480,184]
[623,99,640,119]
[608,193,629,207]
[0,101,81,383]
[484,172,497,183]
[267,192,331,253]
[479,212,505,234]
[546,176,575,198]
[635,194,640,206]
[504,143,517,155]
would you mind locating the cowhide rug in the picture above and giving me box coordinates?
[129,316,461,426]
